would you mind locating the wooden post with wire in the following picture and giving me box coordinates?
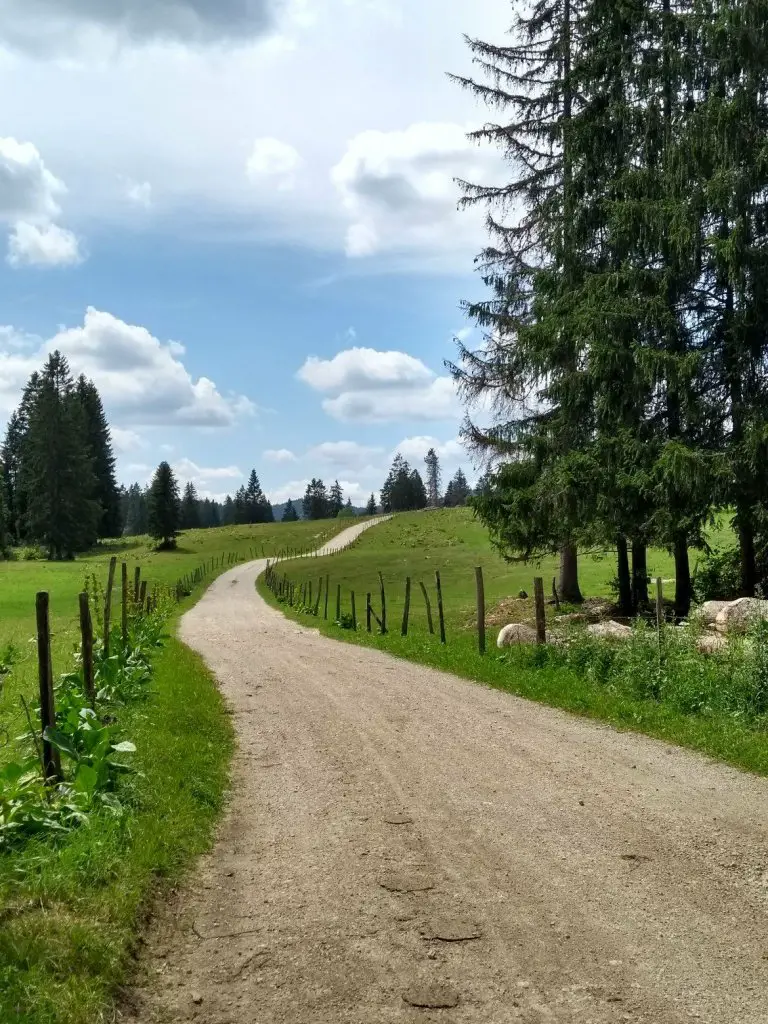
[534,577,546,645]
[103,556,117,657]
[435,571,446,644]
[79,592,95,707]
[36,592,61,784]
[475,566,486,655]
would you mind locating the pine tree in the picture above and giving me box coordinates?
[124,483,149,536]
[409,469,428,509]
[245,470,271,524]
[233,486,248,525]
[449,0,588,602]
[0,463,9,557]
[329,480,344,517]
[75,375,121,538]
[303,478,330,519]
[180,481,200,529]
[21,353,100,559]
[147,462,181,549]
[1,410,25,543]
[366,493,377,515]
[221,494,236,526]
[282,499,299,522]
[444,469,471,507]
[424,448,442,507]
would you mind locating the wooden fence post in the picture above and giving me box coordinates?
[36,592,61,783]
[121,562,129,647]
[140,580,147,608]
[134,566,141,605]
[552,576,561,612]
[419,581,434,635]
[351,591,357,631]
[366,593,372,632]
[324,575,330,619]
[475,566,486,655]
[308,581,313,607]
[435,571,446,644]
[401,577,411,636]
[379,571,387,634]
[313,579,322,616]
[534,577,546,645]
[104,556,117,657]
[79,592,96,707]
[656,577,664,640]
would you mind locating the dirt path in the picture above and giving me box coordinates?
[126,521,768,1024]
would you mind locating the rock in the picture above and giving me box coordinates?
[403,985,460,1009]
[586,620,632,640]
[697,632,728,655]
[714,598,768,634]
[518,590,528,599]
[191,993,203,1005]
[497,623,539,647]
[696,601,731,626]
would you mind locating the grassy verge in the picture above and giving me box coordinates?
[257,509,768,778]
[0,600,234,1023]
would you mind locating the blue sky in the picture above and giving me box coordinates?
[0,0,509,505]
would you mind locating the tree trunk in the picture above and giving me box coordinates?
[559,543,583,604]
[616,537,632,616]
[737,511,757,597]
[631,540,649,611]
[673,533,691,620]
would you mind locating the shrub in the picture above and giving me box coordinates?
[692,546,742,602]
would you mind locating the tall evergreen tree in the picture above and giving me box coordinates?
[21,353,99,559]
[329,480,344,517]
[124,483,149,536]
[0,463,9,557]
[449,0,588,602]
[147,462,181,549]
[282,498,299,522]
[221,494,236,526]
[75,375,121,538]
[424,448,442,507]
[180,481,201,529]
[366,493,377,515]
[444,469,471,507]
[303,478,330,520]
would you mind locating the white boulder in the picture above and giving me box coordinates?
[696,601,732,626]
[586,620,632,640]
[714,598,768,634]
[696,632,728,655]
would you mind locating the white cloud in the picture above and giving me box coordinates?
[0,0,279,55]
[331,122,503,260]
[111,427,145,454]
[306,440,384,469]
[7,221,82,267]
[0,137,83,268]
[298,345,459,424]
[0,307,255,428]
[246,138,300,191]
[268,478,310,505]
[298,347,433,394]
[264,447,297,463]
[393,435,464,467]
[173,457,243,491]
[126,180,152,207]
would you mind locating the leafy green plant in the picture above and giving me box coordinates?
[336,612,356,630]
[692,546,742,602]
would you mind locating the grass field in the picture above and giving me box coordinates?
[264,507,733,638]
[0,518,351,1024]
[0,518,350,753]
[258,509,768,778]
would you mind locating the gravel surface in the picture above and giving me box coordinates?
[125,521,768,1023]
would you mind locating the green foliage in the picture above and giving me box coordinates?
[281,498,299,522]
[147,461,181,549]
[380,453,428,512]
[74,375,121,539]
[693,547,743,603]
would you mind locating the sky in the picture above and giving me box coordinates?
[0,0,511,506]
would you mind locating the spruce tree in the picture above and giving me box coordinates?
[444,469,471,507]
[147,462,181,549]
[75,375,121,538]
[0,463,9,557]
[329,480,344,517]
[282,498,299,522]
[303,479,330,520]
[21,353,99,559]
[124,483,149,536]
[424,448,442,507]
[366,493,377,515]
[245,470,271,524]
[449,0,588,602]
[180,481,201,529]
[221,494,236,526]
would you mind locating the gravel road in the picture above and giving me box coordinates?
[127,520,768,1024]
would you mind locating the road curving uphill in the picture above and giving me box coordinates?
[125,518,768,1024]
